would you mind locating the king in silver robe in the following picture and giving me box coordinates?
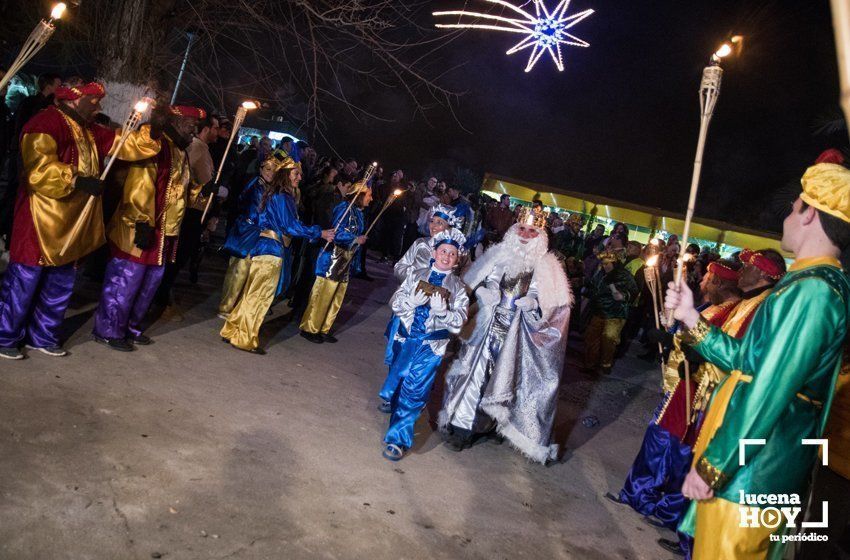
[439,210,572,463]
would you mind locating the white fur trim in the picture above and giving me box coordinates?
[534,252,572,315]
[496,418,558,464]
[482,398,558,464]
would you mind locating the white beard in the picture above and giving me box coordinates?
[497,226,549,278]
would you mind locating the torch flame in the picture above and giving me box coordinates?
[392,189,403,196]
[133,100,150,114]
[51,2,67,20]
[646,255,659,267]
[372,161,378,167]
[241,101,259,110]
[714,43,733,59]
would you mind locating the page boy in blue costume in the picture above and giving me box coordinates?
[299,182,370,344]
[381,228,470,461]
[377,204,457,413]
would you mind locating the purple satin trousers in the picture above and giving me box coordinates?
[93,257,164,340]
[0,262,76,348]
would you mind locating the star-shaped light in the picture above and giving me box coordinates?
[434,0,594,72]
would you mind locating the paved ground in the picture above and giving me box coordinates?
[0,251,683,560]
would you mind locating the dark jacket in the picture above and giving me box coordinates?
[586,265,639,319]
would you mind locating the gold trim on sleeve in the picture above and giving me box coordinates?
[682,317,712,346]
[696,456,730,490]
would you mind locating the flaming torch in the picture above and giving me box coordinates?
[671,37,742,300]
[364,188,407,237]
[0,3,67,94]
[60,98,152,257]
[643,255,667,379]
[201,100,258,222]
[323,162,378,251]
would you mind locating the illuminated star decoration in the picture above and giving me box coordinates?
[433,0,594,73]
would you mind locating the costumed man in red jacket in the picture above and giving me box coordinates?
[92,105,209,351]
[0,82,161,360]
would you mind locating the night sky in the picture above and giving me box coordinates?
[323,0,845,232]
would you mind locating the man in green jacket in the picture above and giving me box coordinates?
[584,250,638,374]
[665,162,850,560]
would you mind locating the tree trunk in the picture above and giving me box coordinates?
[93,0,175,121]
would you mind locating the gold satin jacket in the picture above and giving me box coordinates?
[21,108,161,266]
[107,130,195,265]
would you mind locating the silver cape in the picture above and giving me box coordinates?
[439,251,571,463]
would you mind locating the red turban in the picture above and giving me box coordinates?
[706,261,739,282]
[740,249,784,280]
[170,106,206,120]
[815,149,845,165]
[54,82,106,101]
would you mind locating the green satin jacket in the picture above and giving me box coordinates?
[686,257,849,500]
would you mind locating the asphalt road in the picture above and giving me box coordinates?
[0,251,681,560]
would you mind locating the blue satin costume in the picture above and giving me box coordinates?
[315,202,364,278]
[253,191,322,295]
[618,303,711,553]
[382,269,452,450]
[222,177,264,258]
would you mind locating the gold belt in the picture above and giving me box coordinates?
[260,229,291,248]
[260,230,281,242]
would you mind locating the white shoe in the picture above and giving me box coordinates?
[25,344,68,357]
[0,347,24,360]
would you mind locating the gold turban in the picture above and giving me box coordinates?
[800,163,850,224]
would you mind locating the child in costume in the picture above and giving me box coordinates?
[298,182,370,344]
[381,228,470,461]
[378,204,457,412]
[221,158,334,354]
[392,204,456,281]
[218,151,289,319]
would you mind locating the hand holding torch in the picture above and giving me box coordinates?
[323,161,378,251]
[60,98,152,257]
[201,100,258,222]
[364,188,407,237]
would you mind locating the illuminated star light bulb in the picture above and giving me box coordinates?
[50,2,67,21]
[433,0,594,73]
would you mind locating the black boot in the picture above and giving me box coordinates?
[444,426,473,452]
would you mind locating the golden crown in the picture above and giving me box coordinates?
[517,206,548,229]
[261,150,299,174]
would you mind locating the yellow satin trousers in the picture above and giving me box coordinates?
[299,277,348,335]
[220,255,281,350]
[693,497,778,560]
[218,256,251,315]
